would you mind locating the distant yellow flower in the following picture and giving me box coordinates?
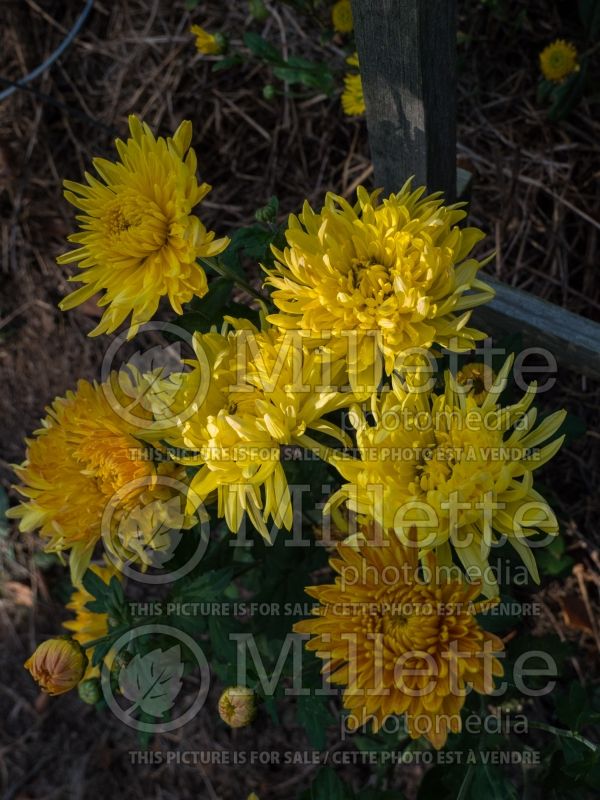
[342,52,364,116]
[328,356,566,595]
[158,320,354,538]
[265,181,493,393]
[294,531,504,749]
[540,40,578,83]
[25,638,87,696]
[190,24,224,55]
[218,686,257,727]
[8,376,193,584]
[63,561,121,678]
[456,362,495,404]
[58,115,229,337]
[332,0,353,33]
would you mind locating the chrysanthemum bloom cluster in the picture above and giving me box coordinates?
[294,531,504,748]
[58,116,229,337]
[341,53,365,116]
[8,375,193,583]
[332,0,354,34]
[265,180,493,392]
[14,114,565,746]
[327,356,565,595]
[25,638,87,696]
[540,40,579,83]
[153,320,354,537]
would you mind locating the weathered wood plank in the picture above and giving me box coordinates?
[352,0,457,200]
[352,0,600,378]
[473,277,600,379]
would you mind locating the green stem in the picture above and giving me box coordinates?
[529,721,598,752]
[199,256,270,314]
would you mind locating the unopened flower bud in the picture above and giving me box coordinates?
[78,678,102,705]
[24,638,87,696]
[218,685,256,728]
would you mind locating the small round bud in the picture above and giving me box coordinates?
[78,678,102,705]
[218,686,257,728]
[214,32,228,55]
[262,84,276,101]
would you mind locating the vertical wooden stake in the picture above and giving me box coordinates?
[352,0,457,200]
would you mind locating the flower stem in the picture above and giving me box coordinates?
[199,256,270,314]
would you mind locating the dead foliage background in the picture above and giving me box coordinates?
[0,1,599,797]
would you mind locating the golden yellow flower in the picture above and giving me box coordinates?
[540,40,578,83]
[63,560,121,679]
[25,638,87,696]
[190,24,224,55]
[57,115,229,337]
[264,181,494,393]
[157,319,354,538]
[332,0,353,33]
[342,52,365,116]
[342,73,364,116]
[218,686,257,728]
[294,531,504,749]
[7,376,193,584]
[456,362,495,404]
[327,356,566,595]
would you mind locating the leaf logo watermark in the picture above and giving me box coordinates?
[102,624,210,733]
[119,646,184,720]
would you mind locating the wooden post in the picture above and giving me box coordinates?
[352,0,600,377]
[352,0,457,200]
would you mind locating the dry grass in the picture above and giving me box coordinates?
[1,0,599,797]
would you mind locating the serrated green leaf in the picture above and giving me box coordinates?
[243,32,282,63]
[310,767,350,800]
[296,692,334,750]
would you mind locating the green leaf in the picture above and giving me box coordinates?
[172,567,234,604]
[243,32,282,63]
[82,569,112,609]
[119,646,184,718]
[310,767,351,800]
[296,692,334,750]
[212,54,243,72]
[537,535,574,577]
[272,60,334,93]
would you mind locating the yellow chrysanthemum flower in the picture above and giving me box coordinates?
[342,52,365,116]
[332,0,353,33]
[456,361,495,404]
[327,356,566,595]
[57,115,229,337]
[7,376,193,584]
[190,24,224,55]
[63,561,121,679]
[156,319,354,538]
[294,531,504,748]
[25,638,87,696]
[264,180,494,393]
[540,39,578,83]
